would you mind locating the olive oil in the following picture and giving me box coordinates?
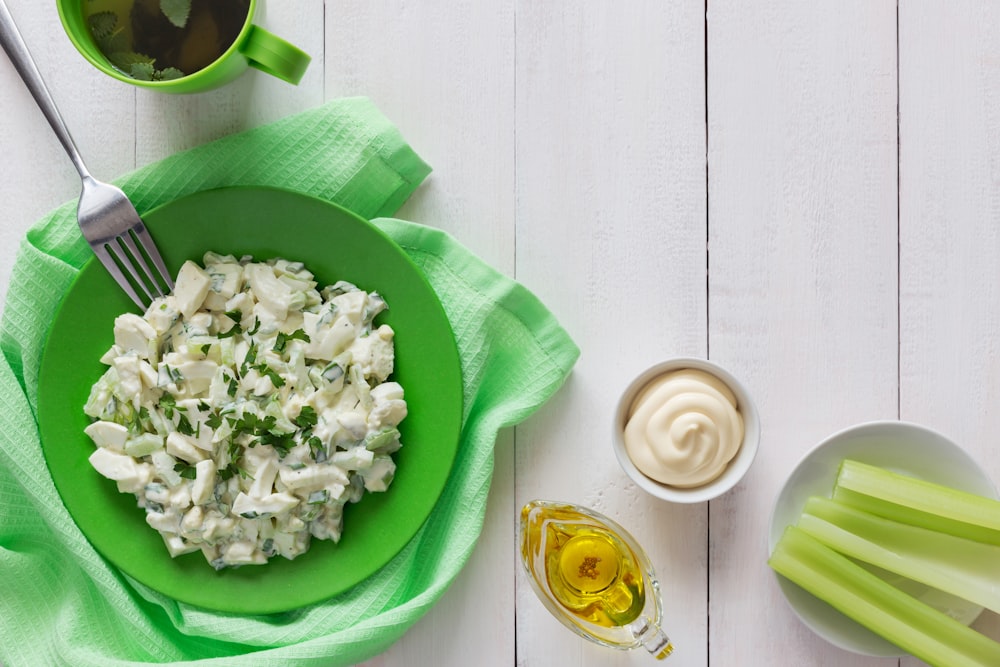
[520,500,674,659]
[542,520,645,627]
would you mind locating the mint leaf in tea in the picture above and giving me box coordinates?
[85,0,250,81]
[159,0,192,29]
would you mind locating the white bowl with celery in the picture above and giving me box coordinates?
[768,421,1000,665]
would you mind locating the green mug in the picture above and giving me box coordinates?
[56,0,310,93]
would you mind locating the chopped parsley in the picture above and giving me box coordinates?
[217,310,243,338]
[273,328,310,353]
[159,393,177,419]
[176,412,195,436]
[240,342,258,376]
[294,406,318,429]
[173,461,197,480]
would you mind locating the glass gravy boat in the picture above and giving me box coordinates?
[520,500,674,660]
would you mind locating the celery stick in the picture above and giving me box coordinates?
[799,496,1000,614]
[769,526,1000,667]
[833,459,1000,545]
[832,487,1000,545]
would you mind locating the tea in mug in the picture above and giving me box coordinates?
[85,0,251,81]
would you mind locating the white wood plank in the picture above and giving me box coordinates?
[325,2,516,666]
[325,0,516,276]
[707,1,899,665]
[0,0,135,305]
[514,2,707,665]
[898,1,1000,661]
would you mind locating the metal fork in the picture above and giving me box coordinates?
[0,0,173,310]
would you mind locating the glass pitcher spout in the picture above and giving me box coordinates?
[519,500,674,659]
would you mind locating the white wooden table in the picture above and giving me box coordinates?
[3,2,999,665]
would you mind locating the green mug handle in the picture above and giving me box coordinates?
[240,25,311,84]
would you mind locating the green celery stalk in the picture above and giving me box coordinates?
[799,496,1000,613]
[769,526,1000,667]
[833,459,1000,545]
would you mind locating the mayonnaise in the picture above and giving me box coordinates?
[623,368,744,488]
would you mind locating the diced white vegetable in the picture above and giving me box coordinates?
[202,512,236,542]
[150,450,182,487]
[337,411,367,439]
[309,507,344,542]
[115,462,153,494]
[191,459,217,505]
[206,261,243,299]
[349,325,395,382]
[145,511,177,533]
[138,360,158,388]
[232,491,300,517]
[173,359,218,395]
[249,459,279,499]
[113,313,157,358]
[99,346,119,366]
[169,484,192,511]
[331,290,366,322]
[201,291,229,313]
[245,263,292,320]
[166,432,207,463]
[276,514,307,534]
[145,297,178,334]
[89,447,140,480]
[330,446,374,471]
[187,312,213,334]
[84,421,129,450]
[174,261,212,318]
[181,505,203,533]
[112,356,143,401]
[278,464,349,491]
[370,381,404,402]
[221,540,265,566]
[305,315,355,361]
[362,457,396,492]
[369,399,407,429]
[270,531,300,559]
[162,533,199,557]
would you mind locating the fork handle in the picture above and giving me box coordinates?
[0,0,90,180]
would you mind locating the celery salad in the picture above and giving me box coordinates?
[83,252,407,569]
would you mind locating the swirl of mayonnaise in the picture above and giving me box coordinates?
[623,368,744,488]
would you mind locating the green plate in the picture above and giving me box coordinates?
[37,186,463,614]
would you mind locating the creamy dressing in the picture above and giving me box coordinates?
[84,253,406,569]
[623,368,743,488]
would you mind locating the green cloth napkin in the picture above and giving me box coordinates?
[0,98,579,666]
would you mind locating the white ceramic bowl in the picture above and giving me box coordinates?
[611,357,760,504]
[768,421,998,657]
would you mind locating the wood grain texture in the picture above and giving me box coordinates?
[899,1,1000,662]
[708,1,900,665]
[325,0,516,275]
[513,2,707,665]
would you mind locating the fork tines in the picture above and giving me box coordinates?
[93,223,174,311]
